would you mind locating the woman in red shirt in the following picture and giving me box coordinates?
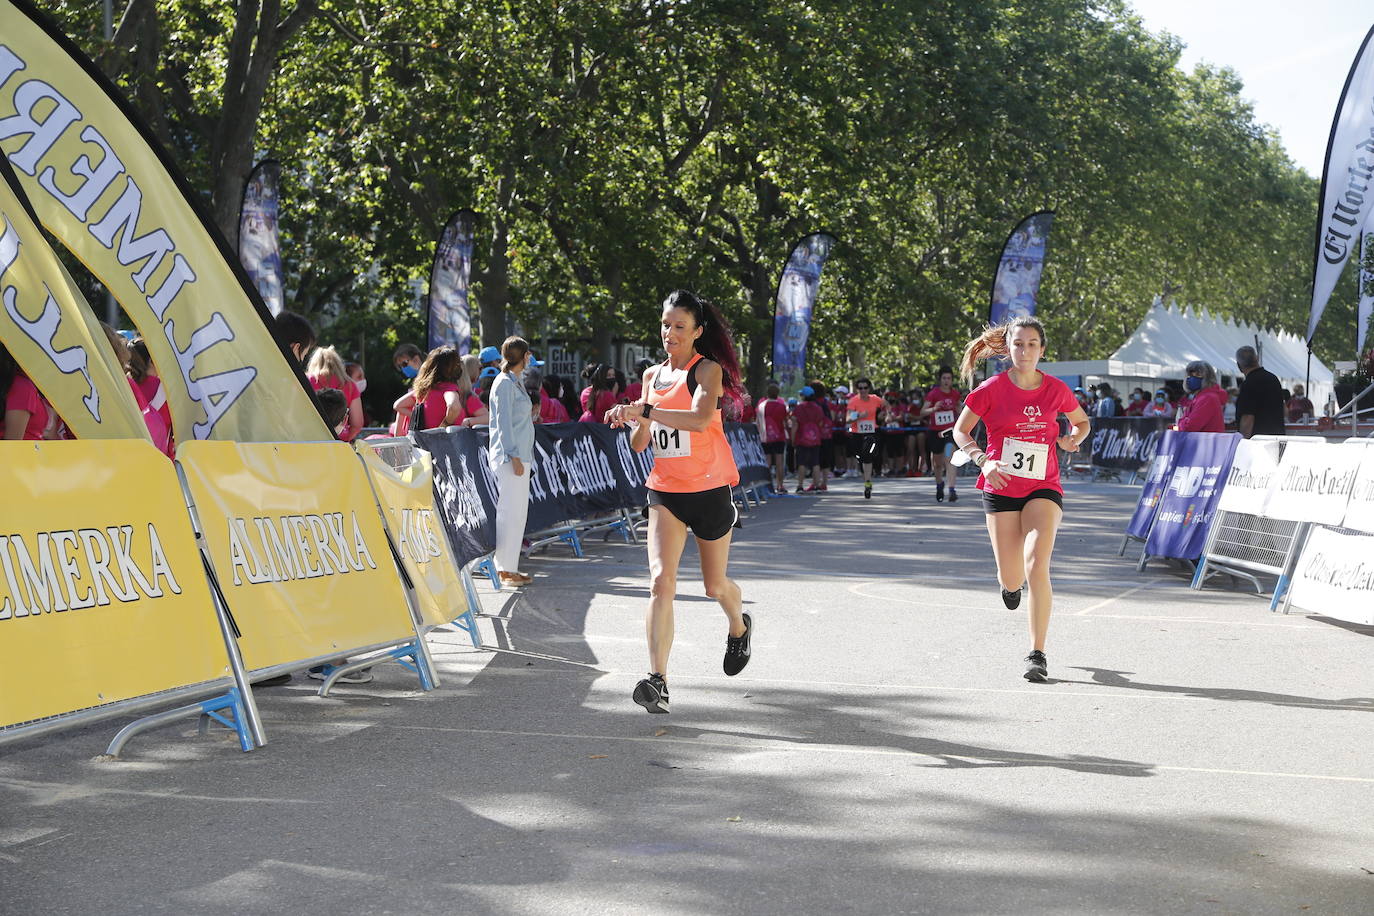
[605,290,750,715]
[1,345,51,441]
[952,316,1091,683]
[1175,361,1227,433]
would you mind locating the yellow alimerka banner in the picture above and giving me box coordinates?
[177,440,417,670]
[0,159,148,441]
[0,0,329,443]
[0,440,230,729]
[357,443,471,629]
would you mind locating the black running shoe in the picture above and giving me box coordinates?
[633,673,670,713]
[935,482,945,502]
[1024,650,1048,682]
[948,488,958,503]
[723,613,753,676]
[1001,586,1022,610]
[864,482,873,499]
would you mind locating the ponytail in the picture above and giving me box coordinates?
[959,315,1045,385]
[662,289,744,407]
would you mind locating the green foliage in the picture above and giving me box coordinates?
[38,0,1340,395]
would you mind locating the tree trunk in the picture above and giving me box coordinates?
[477,173,514,347]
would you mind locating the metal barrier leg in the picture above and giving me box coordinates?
[557,527,585,557]
[317,642,438,697]
[106,688,253,757]
[476,555,501,589]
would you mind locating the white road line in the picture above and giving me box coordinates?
[379,724,1374,784]
[1074,584,1149,615]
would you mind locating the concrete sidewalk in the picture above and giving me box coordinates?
[2,476,1371,915]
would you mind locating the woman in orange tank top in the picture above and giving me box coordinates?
[605,290,752,715]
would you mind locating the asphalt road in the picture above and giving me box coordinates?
[2,474,1372,915]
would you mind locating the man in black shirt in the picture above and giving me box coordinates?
[1234,346,1285,438]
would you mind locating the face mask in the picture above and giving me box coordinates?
[354,378,367,395]
[1185,376,1203,392]
[1131,393,1141,402]
[1155,395,1166,403]
[400,364,418,379]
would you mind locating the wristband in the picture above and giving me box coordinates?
[973,453,988,468]
[641,402,653,419]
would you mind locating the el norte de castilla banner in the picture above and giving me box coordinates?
[0,0,329,443]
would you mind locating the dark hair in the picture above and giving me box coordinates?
[393,343,422,363]
[274,310,316,356]
[807,380,829,399]
[937,365,954,380]
[766,383,780,398]
[500,336,530,372]
[316,387,348,431]
[582,362,611,392]
[414,345,464,403]
[854,377,872,388]
[960,315,1046,384]
[128,338,156,383]
[634,358,654,377]
[661,290,742,405]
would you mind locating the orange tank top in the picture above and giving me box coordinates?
[645,354,740,493]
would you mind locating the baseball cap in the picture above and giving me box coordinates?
[799,385,815,397]
[478,345,501,364]
[479,366,499,379]
[834,385,849,395]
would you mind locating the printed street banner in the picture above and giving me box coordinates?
[238,159,284,317]
[1262,440,1362,525]
[1215,438,1285,516]
[1088,416,1169,472]
[990,210,1054,326]
[427,209,476,354]
[1144,431,1239,560]
[1125,430,1180,539]
[771,232,835,398]
[0,157,147,440]
[1308,23,1374,343]
[1287,525,1374,624]
[0,0,329,442]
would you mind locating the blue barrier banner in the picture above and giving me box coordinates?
[1125,430,1180,539]
[1144,432,1240,559]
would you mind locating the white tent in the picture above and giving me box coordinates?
[1040,302,1334,411]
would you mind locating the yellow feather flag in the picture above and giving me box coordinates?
[0,159,148,441]
[0,0,330,442]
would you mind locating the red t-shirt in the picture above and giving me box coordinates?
[846,394,883,434]
[540,390,570,423]
[579,387,618,422]
[759,397,788,443]
[5,374,49,440]
[815,397,833,439]
[417,381,464,430]
[792,400,826,447]
[466,393,485,417]
[923,386,963,433]
[964,371,1078,497]
[624,381,643,403]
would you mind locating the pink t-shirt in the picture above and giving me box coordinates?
[792,400,826,447]
[466,393,485,417]
[311,375,362,441]
[135,373,173,433]
[624,381,643,403]
[5,374,49,440]
[759,397,788,443]
[540,390,570,423]
[964,371,1078,497]
[417,381,463,430]
[579,387,618,423]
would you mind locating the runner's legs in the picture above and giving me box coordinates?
[1021,497,1063,652]
[696,530,745,638]
[985,510,1027,595]
[647,504,691,676]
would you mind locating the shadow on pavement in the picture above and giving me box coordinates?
[1064,666,1374,711]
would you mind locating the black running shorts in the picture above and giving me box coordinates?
[794,445,821,467]
[762,440,786,456]
[849,433,879,462]
[982,488,1064,514]
[648,486,739,540]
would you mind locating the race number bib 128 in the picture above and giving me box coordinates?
[650,421,691,458]
[933,410,955,427]
[1001,437,1049,480]
[857,420,876,434]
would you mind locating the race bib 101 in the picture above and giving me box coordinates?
[1001,437,1049,480]
[651,421,691,458]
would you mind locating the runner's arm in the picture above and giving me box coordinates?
[641,359,722,433]
[1057,405,1091,452]
[952,406,1008,488]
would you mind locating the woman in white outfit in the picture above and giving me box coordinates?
[488,336,536,586]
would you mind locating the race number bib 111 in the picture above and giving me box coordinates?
[1001,437,1049,480]
[650,421,691,458]
[857,420,876,434]
[933,410,955,427]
